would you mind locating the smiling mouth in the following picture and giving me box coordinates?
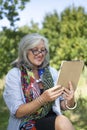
[36,56,43,60]
[37,58,42,61]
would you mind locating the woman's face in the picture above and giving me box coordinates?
[27,40,47,67]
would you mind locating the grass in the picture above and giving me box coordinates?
[0,90,9,130]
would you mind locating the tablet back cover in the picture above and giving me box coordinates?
[57,61,84,90]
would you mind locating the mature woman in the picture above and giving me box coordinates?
[3,33,76,130]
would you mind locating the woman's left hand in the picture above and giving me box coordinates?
[61,81,77,110]
[63,81,75,101]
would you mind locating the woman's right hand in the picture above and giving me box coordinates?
[41,85,64,103]
[16,85,64,118]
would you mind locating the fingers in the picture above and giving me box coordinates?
[68,81,74,91]
[51,87,64,98]
[62,81,75,101]
[42,85,64,102]
[64,81,74,93]
[41,82,75,103]
[61,82,75,101]
[50,85,62,92]
[50,85,64,98]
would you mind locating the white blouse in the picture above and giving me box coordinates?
[3,66,63,130]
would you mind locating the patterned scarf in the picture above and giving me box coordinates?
[19,64,54,130]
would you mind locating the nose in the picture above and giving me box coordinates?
[38,51,43,56]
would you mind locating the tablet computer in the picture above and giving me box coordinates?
[57,60,84,90]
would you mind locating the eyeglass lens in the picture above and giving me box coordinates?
[30,49,47,55]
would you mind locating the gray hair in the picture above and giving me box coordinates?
[12,33,49,69]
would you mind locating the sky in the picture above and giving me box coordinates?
[1,0,87,29]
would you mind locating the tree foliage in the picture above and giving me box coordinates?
[0,5,87,78]
[0,23,40,78]
[42,7,87,69]
[42,11,61,67]
[0,0,30,30]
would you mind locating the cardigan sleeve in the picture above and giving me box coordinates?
[3,67,25,116]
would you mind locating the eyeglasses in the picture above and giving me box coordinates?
[30,48,47,56]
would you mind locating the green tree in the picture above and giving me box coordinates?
[60,7,86,38]
[0,30,21,78]
[59,6,87,64]
[41,7,87,69]
[0,0,30,30]
[41,11,61,68]
[1,5,87,78]
[0,22,40,78]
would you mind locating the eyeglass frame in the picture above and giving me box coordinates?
[29,48,48,56]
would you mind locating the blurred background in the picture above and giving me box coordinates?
[0,0,87,129]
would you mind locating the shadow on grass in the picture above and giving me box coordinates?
[0,90,87,130]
